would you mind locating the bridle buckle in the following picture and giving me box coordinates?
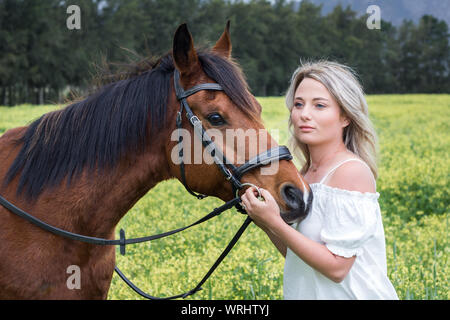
[189,115,201,126]
[224,168,233,181]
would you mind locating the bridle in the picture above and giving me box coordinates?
[173,69,293,206]
[0,69,294,300]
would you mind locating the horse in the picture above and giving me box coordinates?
[0,23,312,299]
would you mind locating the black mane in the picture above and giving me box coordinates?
[4,50,257,200]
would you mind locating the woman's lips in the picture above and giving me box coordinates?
[300,126,314,132]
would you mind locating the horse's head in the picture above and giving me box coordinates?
[166,23,312,224]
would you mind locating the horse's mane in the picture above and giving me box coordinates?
[4,50,258,200]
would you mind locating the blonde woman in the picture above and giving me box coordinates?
[240,60,398,299]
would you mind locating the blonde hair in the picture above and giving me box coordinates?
[286,60,379,179]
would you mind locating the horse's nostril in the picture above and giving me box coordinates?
[283,185,297,202]
[281,184,303,209]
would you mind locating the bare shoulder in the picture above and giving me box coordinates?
[327,159,376,193]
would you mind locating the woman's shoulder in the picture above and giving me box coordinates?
[310,183,380,201]
[326,157,376,194]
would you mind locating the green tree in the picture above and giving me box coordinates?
[1,0,448,105]
[0,0,28,105]
[415,15,449,92]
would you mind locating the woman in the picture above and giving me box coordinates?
[240,60,398,299]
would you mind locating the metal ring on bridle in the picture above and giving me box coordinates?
[236,183,262,200]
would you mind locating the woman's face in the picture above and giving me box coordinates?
[290,77,349,146]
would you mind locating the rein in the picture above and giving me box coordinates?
[0,70,293,299]
[0,193,243,299]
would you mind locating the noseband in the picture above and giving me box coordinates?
[0,69,294,300]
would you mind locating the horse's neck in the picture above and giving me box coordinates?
[3,143,174,241]
[0,121,175,240]
[71,148,171,237]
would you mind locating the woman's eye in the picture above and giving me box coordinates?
[207,113,226,126]
[294,102,303,108]
[316,104,326,108]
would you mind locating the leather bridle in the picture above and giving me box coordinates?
[173,69,293,206]
[0,69,294,300]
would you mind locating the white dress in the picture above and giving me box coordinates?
[283,158,399,300]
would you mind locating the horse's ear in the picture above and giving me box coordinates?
[173,23,200,77]
[212,20,232,58]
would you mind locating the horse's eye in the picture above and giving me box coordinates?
[207,113,226,126]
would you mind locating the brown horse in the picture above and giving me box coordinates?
[0,23,312,299]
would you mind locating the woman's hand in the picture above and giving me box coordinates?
[240,187,284,230]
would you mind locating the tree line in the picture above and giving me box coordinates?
[0,0,449,106]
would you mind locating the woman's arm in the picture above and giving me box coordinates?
[268,218,355,283]
[241,188,355,283]
[256,223,287,257]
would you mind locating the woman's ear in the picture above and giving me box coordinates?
[342,117,350,128]
[340,112,351,128]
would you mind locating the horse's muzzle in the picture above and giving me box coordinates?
[280,184,313,225]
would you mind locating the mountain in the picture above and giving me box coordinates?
[291,0,450,26]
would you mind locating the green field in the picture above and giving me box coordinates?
[0,94,448,300]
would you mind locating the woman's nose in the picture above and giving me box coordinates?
[299,105,312,120]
